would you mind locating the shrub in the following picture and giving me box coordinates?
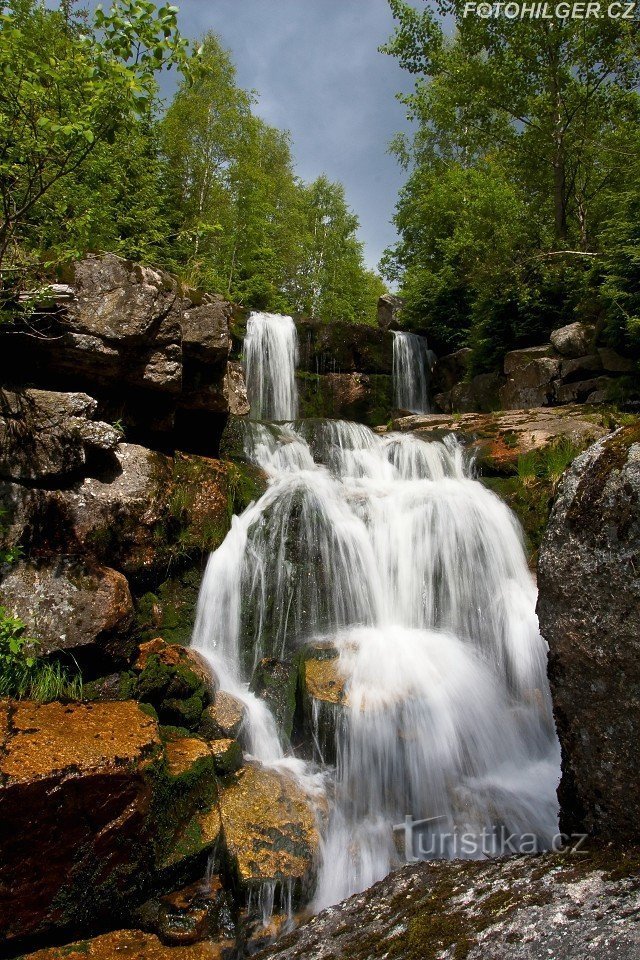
[0,606,82,701]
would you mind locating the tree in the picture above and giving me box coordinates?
[381,0,640,362]
[0,0,193,275]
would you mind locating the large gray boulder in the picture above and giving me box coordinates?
[537,424,640,841]
[500,347,561,409]
[550,322,596,358]
[256,852,640,960]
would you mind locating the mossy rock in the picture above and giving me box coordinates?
[250,657,300,742]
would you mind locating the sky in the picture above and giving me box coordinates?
[157,0,419,272]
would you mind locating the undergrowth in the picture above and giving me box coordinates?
[0,606,82,701]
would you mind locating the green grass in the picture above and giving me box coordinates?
[0,606,82,702]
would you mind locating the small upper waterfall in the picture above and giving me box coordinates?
[244,311,299,421]
[393,330,433,414]
[191,415,560,913]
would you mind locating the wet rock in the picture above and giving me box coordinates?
[83,670,137,702]
[0,700,162,943]
[200,691,246,741]
[255,848,640,960]
[218,762,320,889]
[210,738,243,775]
[135,639,216,731]
[0,558,134,665]
[136,876,235,948]
[0,388,119,482]
[447,371,504,413]
[296,318,393,375]
[303,649,347,707]
[537,424,640,841]
[391,406,610,475]
[21,929,229,958]
[550,321,596,357]
[297,371,393,427]
[251,658,299,741]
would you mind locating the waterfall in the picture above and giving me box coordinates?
[392,331,433,414]
[244,312,299,421]
[191,414,560,912]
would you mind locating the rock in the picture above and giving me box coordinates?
[0,388,119,482]
[555,377,615,403]
[181,297,232,365]
[0,558,134,665]
[251,658,300,741]
[447,371,504,413]
[560,353,603,380]
[296,318,393,375]
[21,929,229,959]
[297,372,393,427]
[218,762,320,890]
[83,671,137,702]
[0,255,238,454]
[500,351,561,409]
[376,293,402,330]
[431,347,472,395]
[210,738,243,775]
[598,346,635,373]
[537,424,640,841]
[200,691,246,740]
[135,639,216,731]
[391,405,610,476]
[0,701,162,943]
[303,648,347,707]
[255,848,640,960]
[136,876,235,948]
[301,646,347,763]
[550,322,596,358]
[223,360,250,416]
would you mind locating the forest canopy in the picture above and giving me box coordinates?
[0,1,384,323]
[381,0,640,369]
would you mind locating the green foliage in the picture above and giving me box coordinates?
[0,606,82,701]
[0,0,192,280]
[382,0,640,366]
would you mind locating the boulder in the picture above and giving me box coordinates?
[431,347,472,395]
[560,353,603,380]
[218,762,320,890]
[251,658,299,741]
[550,322,596,358]
[223,361,250,416]
[447,372,504,413]
[597,346,635,373]
[0,255,239,454]
[256,849,640,960]
[135,876,235,949]
[296,318,393,375]
[376,293,402,330]
[134,639,216,731]
[553,378,601,404]
[0,559,134,666]
[199,691,246,741]
[0,701,162,943]
[0,388,120,482]
[537,424,640,841]
[500,352,561,409]
[21,929,229,959]
[297,372,393,427]
[209,738,243,775]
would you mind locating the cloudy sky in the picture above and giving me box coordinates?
[159,0,418,272]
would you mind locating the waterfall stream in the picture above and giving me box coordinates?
[244,311,299,421]
[191,314,560,915]
[392,330,434,414]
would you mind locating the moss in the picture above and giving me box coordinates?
[567,421,640,530]
[482,476,551,565]
[162,692,205,731]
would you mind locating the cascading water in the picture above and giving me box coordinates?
[191,315,560,916]
[244,311,299,421]
[392,330,434,414]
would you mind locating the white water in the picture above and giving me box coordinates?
[191,316,560,915]
[244,311,299,421]
[393,330,434,413]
